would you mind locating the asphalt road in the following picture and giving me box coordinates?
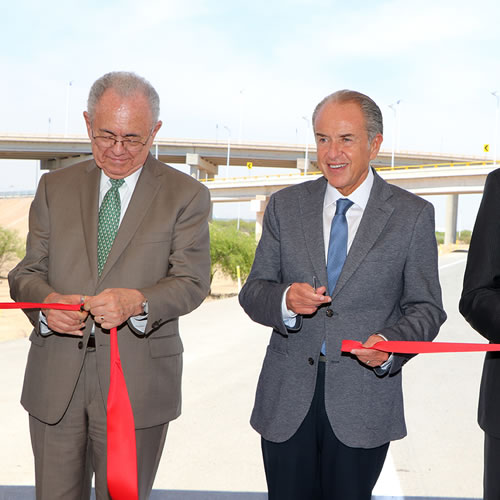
[0,252,484,499]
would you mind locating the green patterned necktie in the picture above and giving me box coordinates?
[97,178,125,275]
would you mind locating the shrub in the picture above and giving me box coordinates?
[209,221,257,284]
[457,230,472,245]
[0,226,25,276]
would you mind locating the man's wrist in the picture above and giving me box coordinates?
[282,286,297,319]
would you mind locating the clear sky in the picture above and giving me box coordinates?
[2,0,499,229]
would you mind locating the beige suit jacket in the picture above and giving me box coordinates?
[9,154,211,428]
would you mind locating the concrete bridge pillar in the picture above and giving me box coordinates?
[297,158,311,173]
[41,155,91,170]
[296,158,312,174]
[185,153,217,221]
[186,153,218,180]
[250,195,269,242]
[444,194,459,245]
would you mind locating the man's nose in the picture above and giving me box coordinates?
[111,139,126,152]
[326,141,341,158]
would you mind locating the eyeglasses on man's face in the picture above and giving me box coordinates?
[91,129,153,152]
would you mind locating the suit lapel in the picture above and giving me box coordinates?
[80,161,100,285]
[331,172,394,299]
[300,177,328,288]
[97,155,162,284]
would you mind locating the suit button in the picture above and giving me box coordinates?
[308,357,314,365]
[78,341,83,349]
[152,321,160,329]
[326,308,333,317]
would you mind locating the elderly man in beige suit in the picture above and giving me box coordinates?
[8,72,211,499]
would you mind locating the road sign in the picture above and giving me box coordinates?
[247,162,253,169]
[484,144,490,153]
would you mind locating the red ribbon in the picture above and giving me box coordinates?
[0,302,83,311]
[341,339,500,354]
[107,325,138,500]
[0,302,138,500]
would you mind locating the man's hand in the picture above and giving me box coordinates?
[83,288,146,330]
[350,334,389,368]
[286,283,331,315]
[43,292,88,336]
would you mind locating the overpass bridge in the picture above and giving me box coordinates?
[0,134,488,173]
[0,134,495,242]
[203,161,496,241]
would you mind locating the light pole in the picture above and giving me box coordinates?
[64,81,73,137]
[224,125,231,178]
[302,116,309,175]
[388,100,401,169]
[491,91,499,166]
[238,89,244,144]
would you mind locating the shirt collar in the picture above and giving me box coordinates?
[99,167,143,193]
[323,167,374,210]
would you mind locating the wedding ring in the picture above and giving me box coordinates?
[100,316,104,322]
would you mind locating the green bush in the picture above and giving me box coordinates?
[210,218,255,235]
[209,220,257,284]
[457,230,471,244]
[0,226,25,276]
[435,230,472,245]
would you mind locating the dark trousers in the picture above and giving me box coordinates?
[261,361,389,500]
[484,432,500,500]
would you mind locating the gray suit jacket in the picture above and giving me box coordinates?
[239,171,446,448]
[9,154,211,428]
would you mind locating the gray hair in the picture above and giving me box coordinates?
[87,71,160,124]
[312,89,383,143]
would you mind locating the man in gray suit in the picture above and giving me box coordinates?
[9,72,211,499]
[239,90,446,499]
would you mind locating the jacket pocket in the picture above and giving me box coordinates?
[148,334,183,358]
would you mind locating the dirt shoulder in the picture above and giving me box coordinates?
[0,278,32,342]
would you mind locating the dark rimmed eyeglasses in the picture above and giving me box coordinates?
[91,128,153,152]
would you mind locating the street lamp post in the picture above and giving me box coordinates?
[238,89,244,144]
[224,125,231,178]
[302,116,309,175]
[492,91,499,166]
[388,100,401,169]
[64,81,73,137]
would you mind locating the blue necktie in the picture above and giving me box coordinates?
[322,198,353,354]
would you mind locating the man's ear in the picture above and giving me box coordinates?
[150,120,162,142]
[83,111,92,140]
[369,133,383,160]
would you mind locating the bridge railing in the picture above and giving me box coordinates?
[376,159,496,171]
[200,160,497,184]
